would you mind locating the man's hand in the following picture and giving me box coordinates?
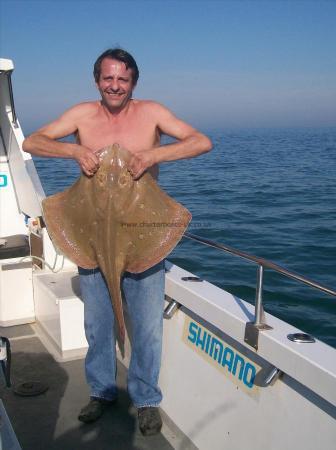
[128,149,157,180]
[74,146,100,177]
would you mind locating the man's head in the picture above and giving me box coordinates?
[93,48,139,86]
[94,48,139,112]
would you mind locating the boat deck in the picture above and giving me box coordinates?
[0,324,194,450]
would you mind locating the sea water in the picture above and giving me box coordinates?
[33,127,336,348]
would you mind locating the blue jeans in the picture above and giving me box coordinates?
[78,261,165,408]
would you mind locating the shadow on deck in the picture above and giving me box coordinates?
[0,325,181,450]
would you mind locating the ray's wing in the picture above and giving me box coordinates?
[118,172,192,273]
[42,177,98,269]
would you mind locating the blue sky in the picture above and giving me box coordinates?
[1,0,336,132]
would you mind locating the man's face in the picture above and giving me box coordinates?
[96,58,135,111]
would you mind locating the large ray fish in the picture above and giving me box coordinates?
[42,144,191,351]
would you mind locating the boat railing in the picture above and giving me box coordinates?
[183,232,336,350]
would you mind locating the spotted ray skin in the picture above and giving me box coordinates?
[42,144,192,349]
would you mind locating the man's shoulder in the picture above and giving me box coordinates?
[133,100,171,117]
[65,101,100,117]
[133,99,167,111]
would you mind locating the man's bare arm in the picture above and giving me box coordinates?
[155,104,212,162]
[128,103,212,179]
[22,105,99,176]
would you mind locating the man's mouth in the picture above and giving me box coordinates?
[106,91,124,97]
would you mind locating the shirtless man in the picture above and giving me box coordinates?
[23,48,212,436]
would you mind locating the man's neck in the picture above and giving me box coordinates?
[100,98,133,118]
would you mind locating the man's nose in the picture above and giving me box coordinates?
[110,80,120,91]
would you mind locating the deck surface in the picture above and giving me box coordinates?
[0,324,192,450]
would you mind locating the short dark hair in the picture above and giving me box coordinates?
[93,48,139,85]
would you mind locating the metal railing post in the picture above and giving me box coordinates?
[254,264,264,327]
[244,264,272,350]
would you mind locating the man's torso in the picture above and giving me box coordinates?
[75,99,160,177]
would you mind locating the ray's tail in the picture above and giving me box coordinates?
[101,264,126,358]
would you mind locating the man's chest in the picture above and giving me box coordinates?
[77,115,160,152]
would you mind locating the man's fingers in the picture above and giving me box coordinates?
[90,151,100,165]
[75,146,100,174]
[88,153,100,168]
[82,157,99,176]
[83,165,94,176]
[132,168,145,180]
[83,168,93,177]
[93,148,104,159]
[83,152,99,173]
[128,154,144,178]
[128,164,141,179]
